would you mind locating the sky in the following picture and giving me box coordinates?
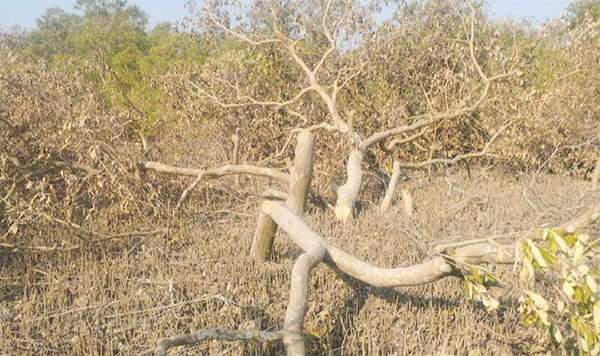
[0,0,575,30]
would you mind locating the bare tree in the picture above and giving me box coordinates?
[178,0,519,221]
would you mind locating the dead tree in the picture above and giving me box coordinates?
[186,0,521,221]
[148,125,600,355]
[155,195,600,355]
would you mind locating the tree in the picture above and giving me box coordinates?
[179,0,518,221]
[23,7,81,58]
[138,0,600,355]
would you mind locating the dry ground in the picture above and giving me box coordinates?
[1,164,598,355]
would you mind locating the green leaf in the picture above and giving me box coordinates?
[552,231,569,253]
[574,288,583,303]
[551,323,563,343]
[539,247,558,266]
[593,302,600,334]
[527,291,549,310]
[530,245,549,270]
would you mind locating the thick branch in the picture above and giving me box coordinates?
[250,131,316,261]
[264,201,515,287]
[140,162,290,184]
[380,161,401,212]
[283,246,326,355]
[334,149,363,221]
[286,131,315,214]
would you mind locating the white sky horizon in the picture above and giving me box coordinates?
[0,0,574,31]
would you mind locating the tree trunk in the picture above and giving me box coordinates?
[231,134,241,187]
[335,149,364,221]
[402,189,414,217]
[380,161,401,212]
[592,154,600,190]
[249,211,278,261]
[286,131,315,214]
[250,131,315,261]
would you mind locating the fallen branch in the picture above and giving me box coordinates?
[250,131,315,261]
[155,199,599,354]
[0,242,81,253]
[140,162,290,184]
[0,228,167,253]
[24,161,102,178]
[174,174,204,213]
[265,200,514,287]
[156,329,285,356]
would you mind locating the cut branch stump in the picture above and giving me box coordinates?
[380,161,401,212]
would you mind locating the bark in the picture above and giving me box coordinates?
[263,200,513,288]
[155,202,600,355]
[282,246,326,355]
[231,134,241,187]
[285,131,315,215]
[250,132,316,261]
[249,211,278,261]
[174,174,203,213]
[402,189,414,217]
[592,153,600,190]
[335,149,363,221]
[140,162,290,184]
[155,329,285,356]
[380,161,401,212]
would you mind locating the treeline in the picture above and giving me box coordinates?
[3,0,598,173]
[3,0,208,135]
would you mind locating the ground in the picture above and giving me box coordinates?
[1,165,598,355]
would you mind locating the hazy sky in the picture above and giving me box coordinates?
[0,0,575,30]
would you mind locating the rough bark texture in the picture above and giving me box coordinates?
[285,131,315,215]
[380,161,401,212]
[335,149,363,221]
[249,211,278,261]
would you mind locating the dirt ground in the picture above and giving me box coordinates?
[1,165,598,355]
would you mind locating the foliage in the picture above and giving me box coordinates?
[466,229,600,354]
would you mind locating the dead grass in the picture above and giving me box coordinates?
[1,166,598,355]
